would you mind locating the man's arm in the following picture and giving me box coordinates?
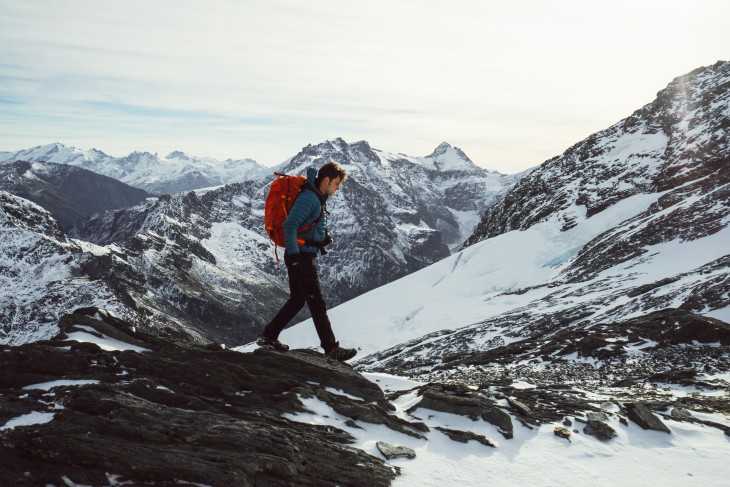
[283,193,317,255]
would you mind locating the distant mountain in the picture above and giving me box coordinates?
[1,191,131,343]
[275,61,730,385]
[0,144,270,195]
[281,138,520,251]
[57,139,518,344]
[2,139,517,345]
[0,160,149,229]
[0,191,247,344]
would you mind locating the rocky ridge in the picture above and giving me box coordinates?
[0,160,149,229]
[2,308,727,486]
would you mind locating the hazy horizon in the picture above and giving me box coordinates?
[1,0,727,173]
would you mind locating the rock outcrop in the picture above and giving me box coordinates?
[0,308,406,486]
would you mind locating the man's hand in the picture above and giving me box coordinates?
[322,233,333,247]
[287,253,304,276]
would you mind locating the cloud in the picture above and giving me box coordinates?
[0,0,728,172]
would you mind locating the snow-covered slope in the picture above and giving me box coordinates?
[0,189,258,345]
[267,61,730,380]
[0,191,132,344]
[0,143,269,195]
[258,193,729,355]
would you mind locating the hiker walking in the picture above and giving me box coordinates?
[258,162,357,361]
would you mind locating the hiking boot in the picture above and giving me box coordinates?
[256,336,289,351]
[325,344,357,362]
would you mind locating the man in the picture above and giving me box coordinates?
[257,162,357,361]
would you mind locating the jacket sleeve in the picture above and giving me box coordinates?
[283,192,318,255]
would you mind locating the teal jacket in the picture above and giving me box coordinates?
[283,167,327,255]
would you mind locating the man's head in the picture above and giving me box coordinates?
[316,161,347,197]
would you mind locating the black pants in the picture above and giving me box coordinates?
[262,252,337,352]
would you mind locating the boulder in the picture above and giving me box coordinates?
[507,397,533,417]
[586,412,609,422]
[583,420,617,441]
[554,426,572,440]
[671,407,692,419]
[376,442,416,460]
[625,402,671,433]
[435,427,496,447]
[407,383,514,439]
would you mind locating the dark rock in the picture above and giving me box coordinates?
[671,407,692,419]
[435,426,496,447]
[583,420,617,441]
[649,368,697,383]
[554,426,572,440]
[507,397,533,417]
[406,383,513,439]
[625,402,671,433]
[376,442,416,460]
[0,310,402,486]
[586,412,609,422]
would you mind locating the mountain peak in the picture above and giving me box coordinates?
[166,150,193,161]
[423,142,477,172]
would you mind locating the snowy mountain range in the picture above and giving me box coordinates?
[0,144,269,195]
[1,139,515,345]
[274,61,730,367]
[0,61,728,486]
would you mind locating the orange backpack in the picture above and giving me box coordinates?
[264,172,323,267]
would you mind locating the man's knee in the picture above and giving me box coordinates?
[305,293,327,312]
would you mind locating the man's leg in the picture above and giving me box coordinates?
[294,254,338,352]
[261,254,307,339]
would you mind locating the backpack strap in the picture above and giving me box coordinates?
[296,184,326,238]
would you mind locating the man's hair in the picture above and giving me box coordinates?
[317,161,348,184]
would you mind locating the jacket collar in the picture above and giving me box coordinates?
[306,166,327,203]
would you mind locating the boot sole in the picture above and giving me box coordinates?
[257,344,289,352]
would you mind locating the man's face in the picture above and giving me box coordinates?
[320,176,342,197]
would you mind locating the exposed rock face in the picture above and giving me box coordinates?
[624,402,671,433]
[2,309,728,486]
[0,309,406,486]
[403,383,513,439]
[0,160,149,229]
[465,60,730,250]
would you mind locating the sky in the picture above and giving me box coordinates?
[0,0,728,174]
